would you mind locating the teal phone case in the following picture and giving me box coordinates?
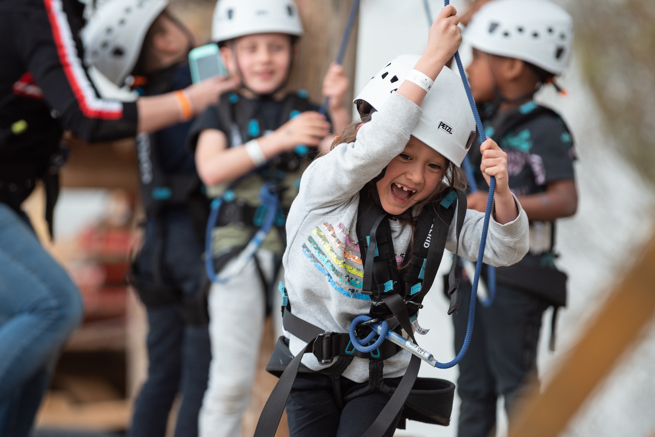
[189,44,228,83]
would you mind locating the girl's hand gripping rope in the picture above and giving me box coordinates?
[479,137,518,224]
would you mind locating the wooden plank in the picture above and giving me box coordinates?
[36,393,132,431]
[507,233,655,437]
[59,136,139,193]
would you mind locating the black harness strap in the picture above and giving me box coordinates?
[362,213,387,294]
[254,340,313,437]
[283,308,400,362]
[362,354,421,437]
[446,189,468,314]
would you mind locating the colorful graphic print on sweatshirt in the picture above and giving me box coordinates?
[301,222,406,301]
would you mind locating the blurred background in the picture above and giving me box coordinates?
[25,0,655,436]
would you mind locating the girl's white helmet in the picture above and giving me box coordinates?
[355,55,476,167]
[211,0,303,43]
[82,0,168,86]
[465,0,573,75]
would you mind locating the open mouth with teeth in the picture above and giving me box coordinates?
[390,182,417,201]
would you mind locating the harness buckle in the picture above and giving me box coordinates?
[313,332,338,365]
[221,200,245,226]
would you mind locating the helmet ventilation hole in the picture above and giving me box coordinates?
[488,22,499,33]
[227,9,234,19]
[125,7,131,14]
[532,31,539,38]
[517,26,524,33]
[112,47,125,58]
[105,27,112,34]
[119,18,126,26]
[390,75,399,83]
[548,27,554,34]
[555,46,565,59]
[101,41,109,49]
[560,33,566,40]
[381,72,389,79]
[287,5,294,16]
[503,31,510,37]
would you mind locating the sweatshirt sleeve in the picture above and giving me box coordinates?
[446,194,529,267]
[296,92,423,212]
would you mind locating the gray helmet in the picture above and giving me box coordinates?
[355,55,476,167]
[83,0,168,85]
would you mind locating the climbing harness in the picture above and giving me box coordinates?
[202,90,315,287]
[257,186,466,437]
[205,182,280,283]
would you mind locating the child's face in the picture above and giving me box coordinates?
[465,48,497,103]
[224,33,293,96]
[376,137,447,216]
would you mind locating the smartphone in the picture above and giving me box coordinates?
[189,44,228,83]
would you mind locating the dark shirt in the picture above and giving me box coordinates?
[0,0,138,144]
[468,101,576,197]
[468,100,576,263]
[188,92,322,152]
[149,64,196,175]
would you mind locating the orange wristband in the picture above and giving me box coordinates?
[175,90,193,121]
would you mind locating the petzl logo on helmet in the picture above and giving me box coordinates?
[438,121,453,135]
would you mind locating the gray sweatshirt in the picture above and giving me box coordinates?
[282,92,529,383]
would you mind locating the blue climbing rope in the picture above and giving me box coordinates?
[349,315,388,353]
[463,157,497,308]
[436,0,497,367]
[318,0,361,115]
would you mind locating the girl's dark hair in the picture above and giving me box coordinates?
[131,10,171,77]
[330,106,468,268]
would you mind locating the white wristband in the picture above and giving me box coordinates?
[405,69,434,93]
[245,139,267,166]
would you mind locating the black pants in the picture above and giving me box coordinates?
[452,281,549,437]
[286,372,403,437]
[129,209,211,437]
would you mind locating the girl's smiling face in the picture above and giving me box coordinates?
[224,33,293,96]
[376,136,447,216]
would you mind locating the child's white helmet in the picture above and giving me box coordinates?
[465,0,573,75]
[211,0,303,43]
[82,0,167,86]
[354,55,476,167]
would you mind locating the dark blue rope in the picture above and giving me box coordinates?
[205,197,225,283]
[318,0,361,115]
[349,315,388,353]
[431,0,497,368]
